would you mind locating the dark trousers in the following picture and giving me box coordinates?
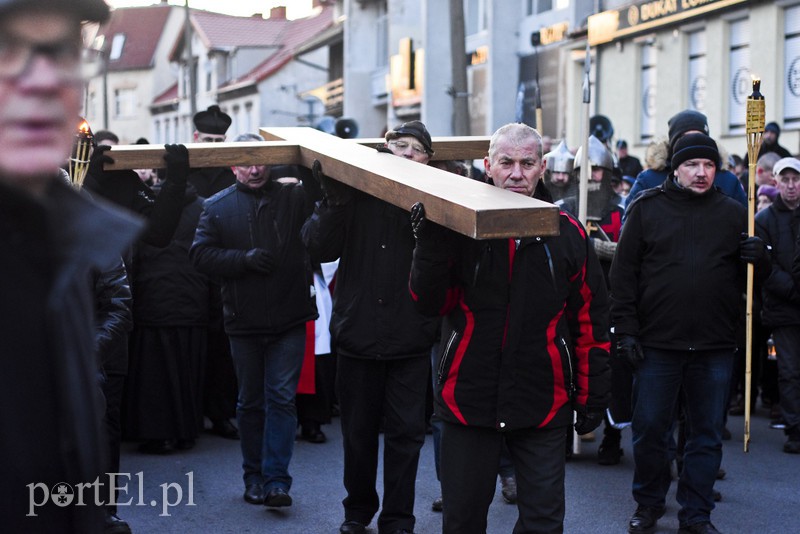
[102,373,126,514]
[441,421,567,534]
[773,326,800,434]
[338,355,428,533]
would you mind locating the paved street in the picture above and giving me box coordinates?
[117,407,797,533]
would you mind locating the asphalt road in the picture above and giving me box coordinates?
[116,406,797,534]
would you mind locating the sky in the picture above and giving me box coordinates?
[106,0,314,19]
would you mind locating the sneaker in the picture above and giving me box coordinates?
[500,476,517,504]
[770,418,787,430]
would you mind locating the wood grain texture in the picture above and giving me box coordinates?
[261,127,558,239]
[102,128,558,238]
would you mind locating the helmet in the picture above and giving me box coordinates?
[545,139,575,173]
[574,135,614,172]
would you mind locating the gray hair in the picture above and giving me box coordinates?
[232,133,264,143]
[488,123,542,163]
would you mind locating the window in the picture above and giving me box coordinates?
[783,5,800,125]
[728,19,750,132]
[640,42,657,143]
[688,30,707,112]
[113,88,136,118]
[109,34,125,61]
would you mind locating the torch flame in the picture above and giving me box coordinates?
[78,119,92,137]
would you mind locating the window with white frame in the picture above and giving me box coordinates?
[783,5,800,125]
[113,88,136,118]
[688,30,707,113]
[640,42,657,143]
[109,34,125,61]
[728,19,750,132]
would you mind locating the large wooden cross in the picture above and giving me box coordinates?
[106,127,559,239]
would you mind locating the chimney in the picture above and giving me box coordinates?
[270,6,287,20]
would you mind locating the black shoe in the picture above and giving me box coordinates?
[597,441,623,465]
[138,439,174,455]
[339,520,367,534]
[784,438,800,454]
[264,487,292,508]
[104,513,132,534]
[300,423,327,443]
[678,521,722,534]
[209,419,239,439]
[716,468,726,480]
[243,483,264,504]
[627,505,665,533]
[713,489,722,502]
[431,496,443,512]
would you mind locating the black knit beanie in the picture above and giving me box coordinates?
[671,133,719,170]
[668,110,709,149]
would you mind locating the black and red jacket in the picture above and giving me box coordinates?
[409,210,611,431]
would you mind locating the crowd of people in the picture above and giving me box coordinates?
[2,2,799,534]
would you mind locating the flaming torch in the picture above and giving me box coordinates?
[68,118,94,188]
[744,77,765,452]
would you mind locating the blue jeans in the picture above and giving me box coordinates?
[631,347,733,527]
[229,325,305,492]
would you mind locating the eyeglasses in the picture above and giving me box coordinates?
[0,37,101,81]
[198,135,226,143]
[389,140,427,155]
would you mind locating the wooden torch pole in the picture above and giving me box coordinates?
[744,78,765,452]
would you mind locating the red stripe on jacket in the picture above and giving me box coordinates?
[441,299,475,425]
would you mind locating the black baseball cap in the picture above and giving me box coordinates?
[0,0,110,22]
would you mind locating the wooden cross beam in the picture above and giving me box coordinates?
[105,127,559,239]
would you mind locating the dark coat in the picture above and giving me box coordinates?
[187,166,235,199]
[611,178,747,350]
[93,257,133,376]
[301,190,439,359]
[134,187,208,326]
[191,180,317,336]
[755,195,800,327]
[0,179,142,533]
[409,210,611,431]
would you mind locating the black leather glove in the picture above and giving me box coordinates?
[88,144,114,181]
[617,334,645,369]
[410,202,429,240]
[740,233,769,265]
[574,409,604,436]
[244,249,276,275]
[163,144,190,187]
[313,159,351,206]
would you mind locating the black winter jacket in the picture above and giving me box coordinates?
[755,195,800,327]
[611,178,747,350]
[409,210,610,431]
[191,180,317,335]
[302,190,438,359]
[93,257,133,376]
